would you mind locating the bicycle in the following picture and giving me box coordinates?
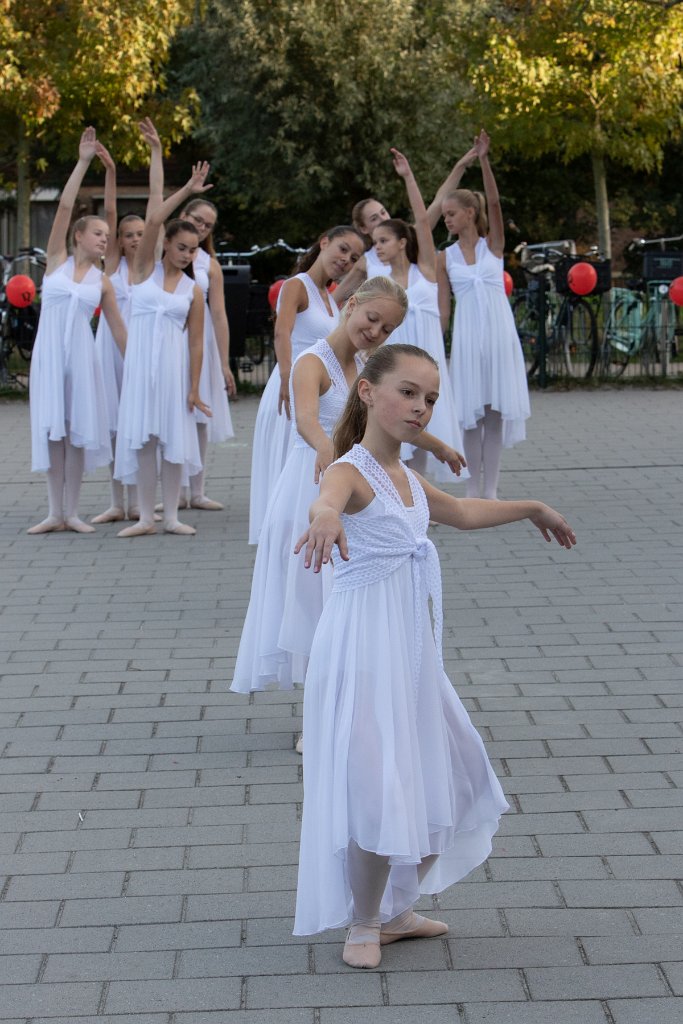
[0,247,46,387]
[600,234,683,378]
[512,241,602,380]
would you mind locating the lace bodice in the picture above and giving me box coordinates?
[290,340,362,450]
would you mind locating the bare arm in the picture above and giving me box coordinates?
[475,131,505,258]
[425,144,478,230]
[187,287,211,417]
[333,257,367,305]
[272,277,307,418]
[139,118,164,219]
[100,277,127,355]
[133,161,212,283]
[291,354,333,483]
[391,148,436,281]
[293,463,362,571]
[46,127,98,273]
[96,142,120,271]
[412,429,466,476]
[207,257,236,396]
[436,251,452,332]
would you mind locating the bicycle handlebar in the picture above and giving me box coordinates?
[628,233,683,251]
[215,238,307,261]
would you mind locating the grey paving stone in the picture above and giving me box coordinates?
[504,909,635,936]
[105,977,242,1013]
[0,925,113,954]
[0,954,42,983]
[607,997,683,1023]
[71,847,185,873]
[525,963,669,999]
[0,901,60,928]
[21,827,133,852]
[125,867,244,896]
[457,1005,610,1024]
[5,870,125,901]
[559,880,683,908]
[178,944,309,977]
[42,950,175,982]
[246,973,382,1008]
[59,894,183,927]
[386,968,526,1004]
[0,981,103,1017]
[114,921,242,952]
[582,935,683,964]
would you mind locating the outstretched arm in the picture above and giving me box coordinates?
[46,127,98,273]
[96,142,120,272]
[412,429,466,476]
[391,148,436,280]
[425,144,478,230]
[133,161,212,283]
[293,463,360,572]
[139,118,164,219]
[475,130,505,258]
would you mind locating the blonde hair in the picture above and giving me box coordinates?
[334,343,437,458]
[181,197,218,256]
[69,215,108,251]
[445,188,488,237]
[340,274,408,320]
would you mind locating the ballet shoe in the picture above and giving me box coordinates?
[342,927,382,970]
[379,912,449,946]
[117,522,157,538]
[91,506,125,524]
[64,516,96,534]
[295,734,304,755]
[27,516,65,535]
[155,497,189,512]
[190,496,224,511]
[128,507,162,523]
[163,520,196,536]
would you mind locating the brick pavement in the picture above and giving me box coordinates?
[0,388,681,1023]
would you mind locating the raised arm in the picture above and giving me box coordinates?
[133,161,212,283]
[139,118,164,219]
[425,144,478,230]
[475,130,505,258]
[390,147,436,280]
[46,127,98,273]
[96,142,120,272]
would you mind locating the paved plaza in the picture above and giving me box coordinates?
[0,387,681,1023]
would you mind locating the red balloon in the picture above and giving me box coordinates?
[6,274,36,308]
[503,271,513,297]
[668,276,683,307]
[567,261,598,296]
[327,281,338,294]
[268,278,286,311]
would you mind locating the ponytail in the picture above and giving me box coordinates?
[376,218,419,265]
[445,188,489,237]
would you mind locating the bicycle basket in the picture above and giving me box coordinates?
[555,256,611,296]
[642,251,683,283]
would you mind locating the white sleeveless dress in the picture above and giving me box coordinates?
[445,237,529,447]
[386,263,468,483]
[114,264,202,485]
[294,445,508,936]
[95,256,131,436]
[193,248,233,443]
[232,340,361,692]
[30,257,111,473]
[365,247,390,279]
[248,272,339,544]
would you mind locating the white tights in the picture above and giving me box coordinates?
[346,840,439,943]
[135,438,183,528]
[189,422,208,500]
[463,406,503,499]
[46,439,85,519]
[109,435,138,512]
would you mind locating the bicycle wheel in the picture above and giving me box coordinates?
[512,294,540,376]
[600,291,640,377]
[566,299,598,377]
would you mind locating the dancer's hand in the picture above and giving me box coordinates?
[79,127,98,162]
[314,440,335,485]
[474,129,490,160]
[529,505,576,549]
[278,374,291,419]
[456,145,478,171]
[186,161,213,195]
[390,147,413,179]
[295,510,349,572]
[434,442,467,476]
[223,364,237,397]
[188,391,212,417]
[95,142,115,172]
[139,117,162,150]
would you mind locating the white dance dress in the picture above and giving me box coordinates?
[294,444,508,936]
[232,339,361,692]
[445,237,529,447]
[95,256,131,435]
[114,264,201,485]
[193,248,233,443]
[248,272,339,544]
[30,258,111,473]
[387,263,468,483]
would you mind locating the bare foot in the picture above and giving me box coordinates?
[190,496,224,511]
[117,522,157,538]
[91,506,125,524]
[163,520,196,536]
[64,517,96,534]
[27,516,65,535]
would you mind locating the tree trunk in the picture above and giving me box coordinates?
[591,150,610,260]
[16,121,31,250]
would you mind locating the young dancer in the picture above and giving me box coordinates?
[248,226,365,544]
[293,344,576,968]
[371,148,467,483]
[28,127,127,535]
[113,163,213,537]
[176,196,235,510]
[437,130,530,499]
[92,118,164,524]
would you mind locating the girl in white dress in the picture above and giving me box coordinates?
[232,277,408,697]
[92,118,164,524]
[28,127,127,535]
[114,163,213,537]
[176,197,235,511]
[437,130,530,499]
[248,226,365,544]
[371,148,466,483]
[293,344,576,969]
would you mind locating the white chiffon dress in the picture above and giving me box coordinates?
[193,248,233,443]
[94,256,131,436]
[445,237,529,447]
[387,263,468,483]
[232,339,361,692]
[248,272,339,544]
[294,444,508,936]
[114,264,201,485]
[30,258,111,474]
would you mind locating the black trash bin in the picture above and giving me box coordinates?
[221,264,251,372]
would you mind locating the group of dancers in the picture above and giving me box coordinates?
[27,124,576,970]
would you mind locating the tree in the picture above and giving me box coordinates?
[0,0,197,246]
[172,0,474,244]
[462,0,683,257]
